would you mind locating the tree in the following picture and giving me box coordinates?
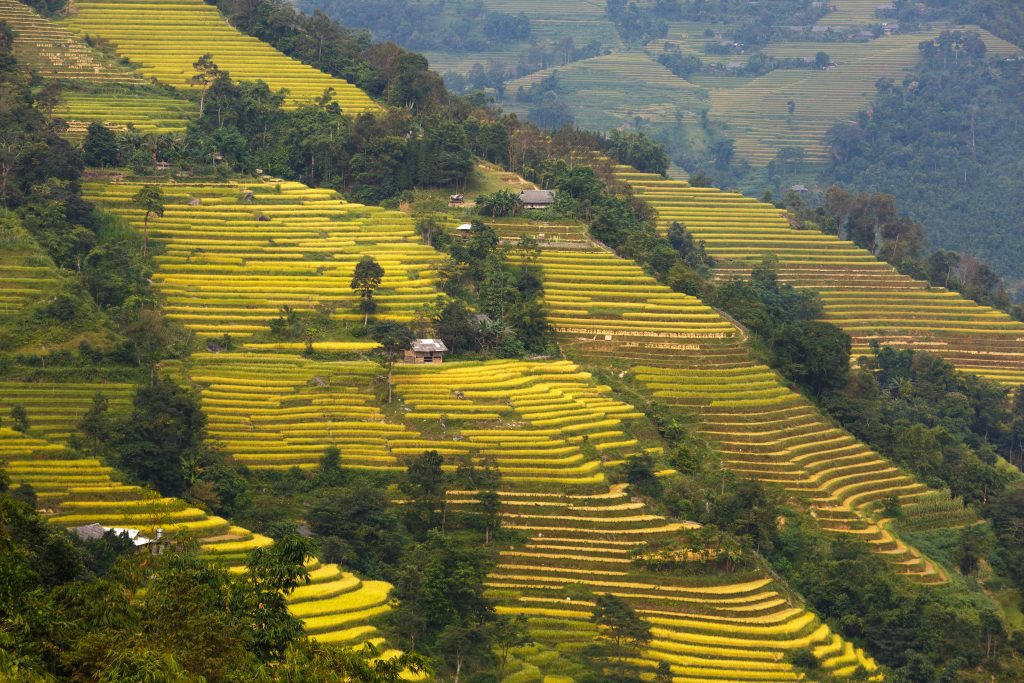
[493,613,531,680]
[772,321,851,396]
[815,51,831,69]
[189,53,220,116]
[475,189,521,217]
[390,532,495,676]
[9,404,28,433]
[351,255,385,324]
[317,445,344,486]
[435,299,480,354]
[400,450,447,536]
[591,593,651,679]
[233,535,315,659]
[956,525,992,576]
[79,392,111,455]
[116,379,206,497]
[82,122,120,167]
[132,185,164,257]
[370,321,413,403]
[307,481,407,576]
[274,640,428,682]
[478,489,501,546]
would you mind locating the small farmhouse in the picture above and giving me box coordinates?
[520,189,555,210]
[405,338,448,364]
[456,222,473,237]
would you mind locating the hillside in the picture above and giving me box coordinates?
[5,0,1024,680]
[0,407,399,649]
[0,197,884,682]
[825,48,1024,283]
[62,0,378,111]
[616,167,1024,386]
[305,0,1019,182]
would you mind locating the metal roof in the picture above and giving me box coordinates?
[519,189,555,204]
[410,338,448,353]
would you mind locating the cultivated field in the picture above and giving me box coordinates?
[83,179,442,340]
[1,0,142,82]
[618,166,1024,386]
[537,244,971,583]
[54,89,195,137]
[63,0,378,111]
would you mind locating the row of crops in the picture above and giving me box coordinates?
[2,0,199,137]
[82,179,443,340]
[0,345,880,679]
[467,486,878,680]
[2,0,142,83]
[176,353,647,490]
[0,395,397,648]
[380,360,876,679]
[0,244,64,315]
[63,0,379,111]
[537,246,965,583]
[54,90,195,137]
[618,167,1024,386]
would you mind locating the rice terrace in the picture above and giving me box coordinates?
[1,0,1024,681]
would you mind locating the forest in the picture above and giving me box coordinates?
[825,31,1024,283]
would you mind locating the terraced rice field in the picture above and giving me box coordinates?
[393,359,648,487]
[176,353,647,489]
[0,381,133,443]
[381,369,876,679]
[618,167,1024,387]
[538,245,971,583]
[0,240,63,315]
[476,486,878,682]
[82,179,442,340]
[1,0,143,82]
[0,387,395,648]
[485,0,619,46]
[486,217,590,247]
[507,52,705,129]
[707,33,931,164]
[54,90,195,137]
[708,28,1017,165]
[817,0,884,28]
[174,350,884,677]
[63,0,378,111]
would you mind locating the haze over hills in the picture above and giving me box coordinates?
[302,0,1024,287]
[2,0,1024,681]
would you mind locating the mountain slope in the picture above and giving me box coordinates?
[62,0,378,111]
[617,167,1024,387]
[535,244,964,584]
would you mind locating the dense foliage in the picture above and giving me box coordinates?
[711,258,851,396]
[900,1,1024,47]
[424,218,553,356]
[825,32,1024,283]
[89,69,477,202]
[605,0,827,47]
[213,0,451,108]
